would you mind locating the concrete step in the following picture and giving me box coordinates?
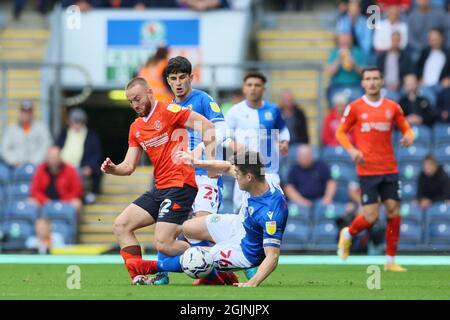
[0,50,45,60]
[259,39,334,50]
[80,224,155,234]
[257,30,335,40]
[80,233,154,244]
[259,50,330,61]
[0,29,49,39]
[84,203,128,215]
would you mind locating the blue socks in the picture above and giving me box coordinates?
[156,252,182,273]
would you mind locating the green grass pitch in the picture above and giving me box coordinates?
[1,264,449,300]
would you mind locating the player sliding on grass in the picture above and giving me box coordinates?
[335,66,414,272]
[127,151,289,287]
[101,77,216,284]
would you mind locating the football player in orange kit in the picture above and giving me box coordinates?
[335,66,414,272]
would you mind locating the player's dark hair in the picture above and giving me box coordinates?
[126,77,148,90]
[243,71,267,84]
[230,151,265,182]
[361,66,383,79]
[424,154,439,164]
[430,27,444,37]
[165,56,192,77]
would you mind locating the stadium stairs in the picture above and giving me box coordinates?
[0,12,48,134]
[256,11,335,145]
[79,166,155,247]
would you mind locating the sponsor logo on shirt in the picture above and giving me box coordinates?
[140,132,169,150]
[154,120,161,130]
[248,207,254,216]
[267,211,274,220]
[264,112,273,121]
[361,122,391,132]
[210,102,220,113]
[265,221,277,235]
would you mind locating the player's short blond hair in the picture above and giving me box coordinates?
[125,77,149,91]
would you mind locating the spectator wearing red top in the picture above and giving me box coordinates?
[376,0,411,13]
[29,146,83,215]
[322,93,354,147]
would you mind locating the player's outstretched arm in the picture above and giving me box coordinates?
[183,111,216,161]
[175,151,235,177]
[233,246,280,288]
[335,123,364,164]
[101,147,142,176]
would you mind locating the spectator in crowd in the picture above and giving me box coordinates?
[399,74,436,126]
[436,77,450,122]
[29,146,83,214]
[373,5,408,53]
[326,32,366,105]
[322,93,355,146]
[62,0,148,11]
[283,145,337,207]
[1,100,52,168]
[376,0,411,13]
[25,217,65,254]
[179,0,229,10]
[56,108,103,204]
[416,28,450,88]
[407,0,446,60]
[278,90,309,144]
[417,154,450,209]
[336,0,373,57]
[219,89,244,117]
[376,31,413,100]
[13,0,51,20]
[138,47,173,103]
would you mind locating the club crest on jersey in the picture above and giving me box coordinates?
[264,112,273,121]
[210,102,220,113]
[154,120,161,130]
[361,113,368,119]
[385,110,393,119]
[266,221,277,235]
[135,131,141,138]
[167,104,182,113]
[248,207,254,215]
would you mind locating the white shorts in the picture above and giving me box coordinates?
[233,173,280,212]
[192,175,222,214]
[205,214,253,271]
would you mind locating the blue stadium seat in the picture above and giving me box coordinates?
[321,146,352,164]
[426,202,450,223]
[281,221,309,250]
[427,222,450,249]
[433,124,450,146]
[2,220,34,250]
[398,162,422,181]
[400,181,417,201]
[443,162,450,176]
[0,162,10,186]
[7,183,31,201]
[329,162,357,182]
[433,145,450,162]
[312,221,338,246]
[334,181,350,203]
[313,202,346,223]
[6,201,39,222]
[41,201,76,224]
[221,176,234,202]
[218,199,234,214]
[287,202,311,223]
[399,202,423,224]
[399,221,422,245]
[51,220,74,244]
[397,145,430,162]
[11,164,36,183]
[410,125,432,148]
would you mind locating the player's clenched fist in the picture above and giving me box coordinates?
[101,157,116,174]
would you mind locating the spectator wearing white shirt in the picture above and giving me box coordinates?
[373,5,408,53]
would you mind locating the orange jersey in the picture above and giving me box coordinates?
[128,101,197,190]
[337,96,412,176]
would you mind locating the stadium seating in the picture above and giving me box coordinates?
[281,221,309,250]
[41,201,76,223]
[399,221,422,245]
[11,164,36,183]
[427,222,450,249]
[313,202,346,223]
[432,124,450,147]
[0,162,10,186]
[397,145,430,163]
[2,220,34,250]
[7,182,31,202]
[334,181,351,203]
[6,201,39,222]
[399,202,423,224]
[52,220,74,244]
[311,221,338,250]
[321,146,352,164]
[400,181,417,201]
[287,202,311,223]
[433,145,450,163]
[329,162,357,182]
[410,125,432,148]
[398,162,422,181]
[425,202,450,224]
